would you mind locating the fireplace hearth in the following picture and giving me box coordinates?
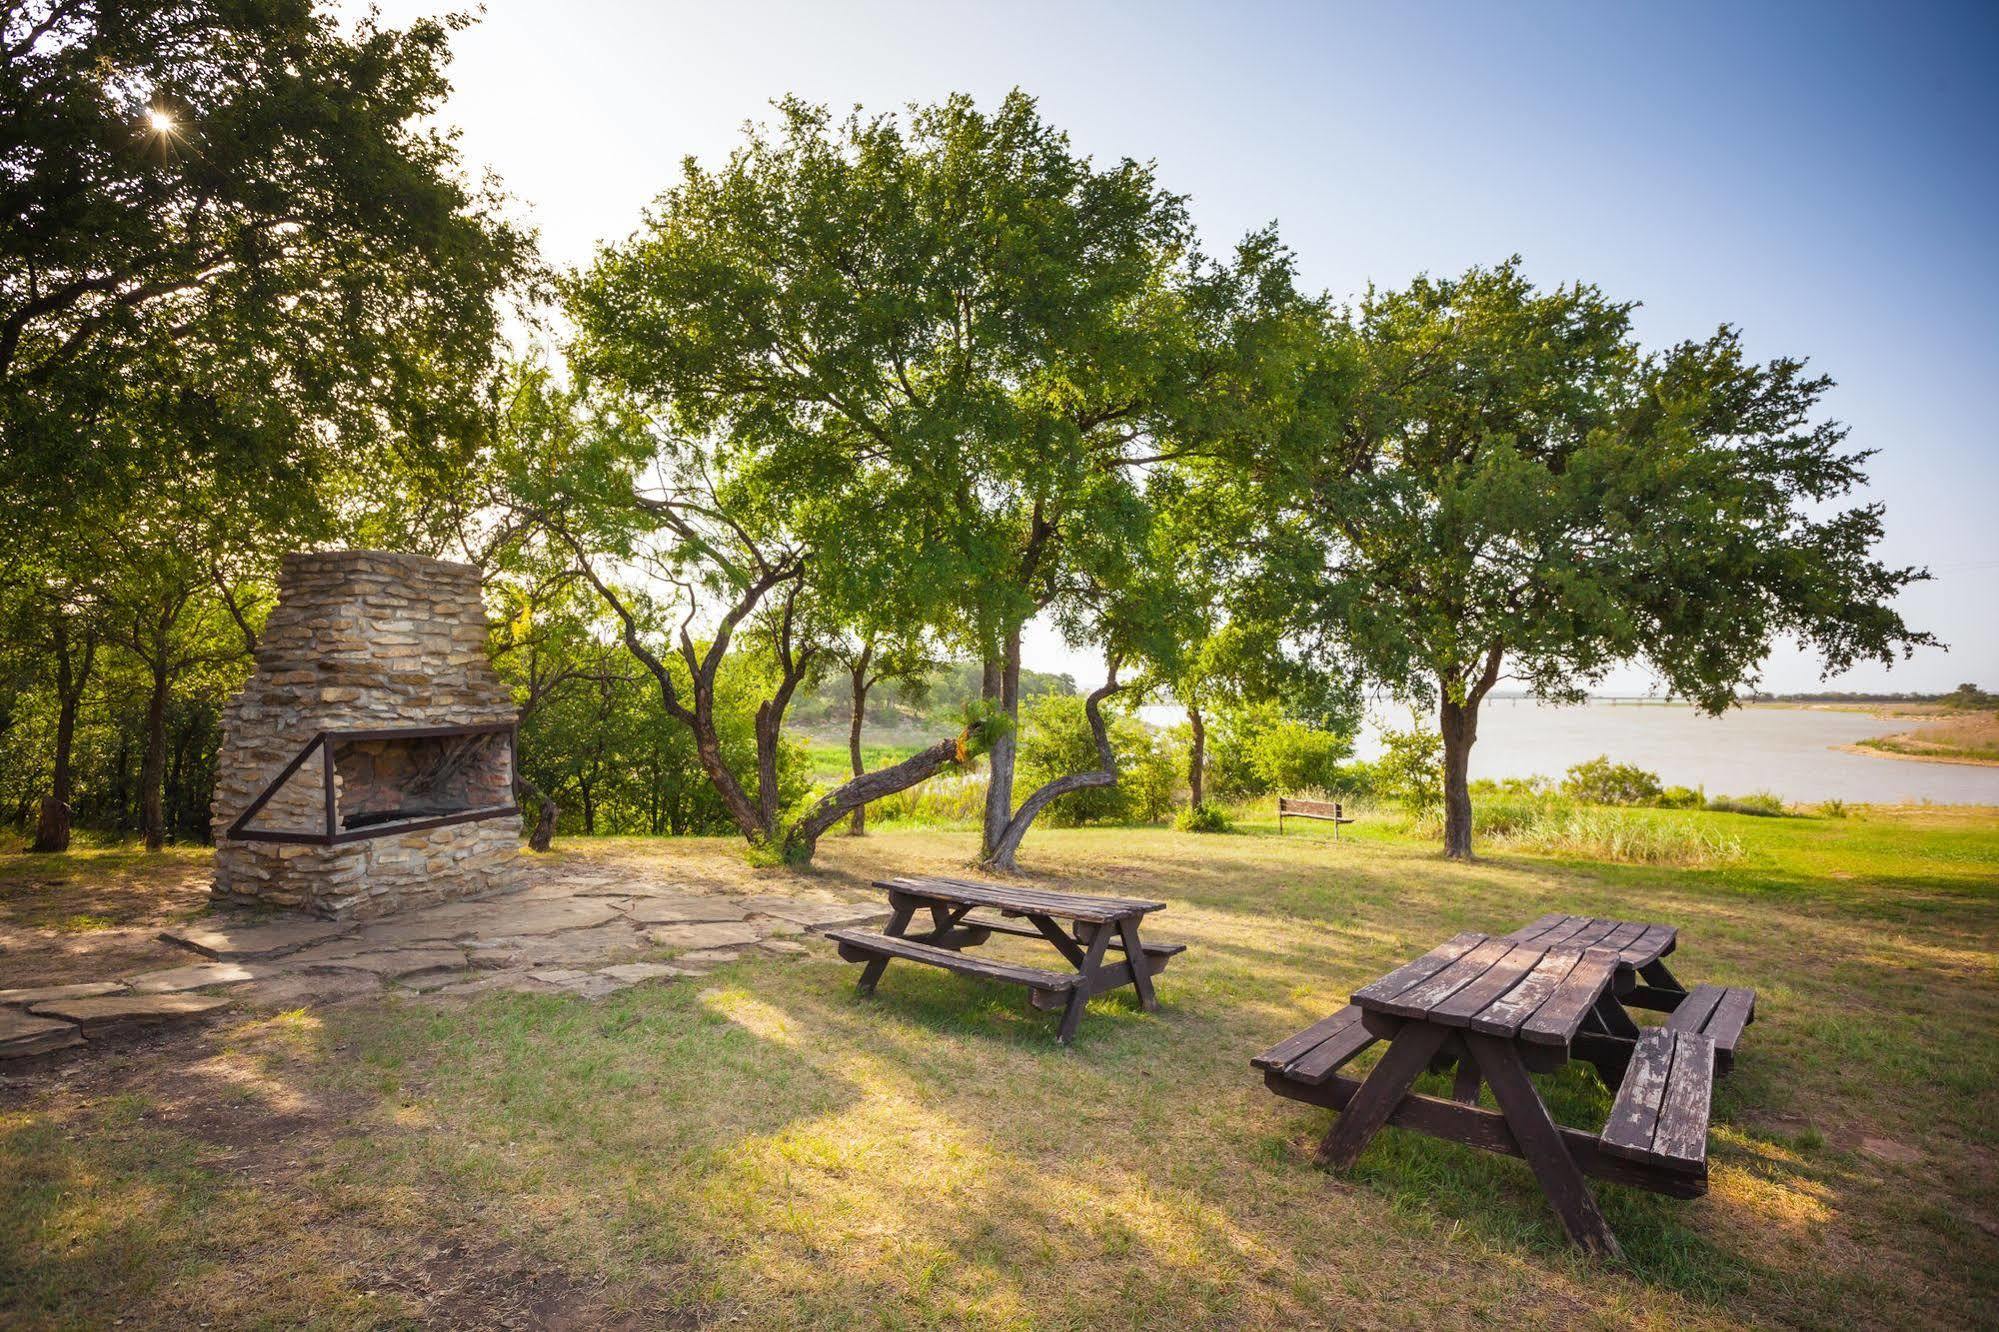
[211,551,522,918]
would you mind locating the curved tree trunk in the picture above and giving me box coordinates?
[981,663,1123,874]
[847,650,871,835]
[1187,702,1206,810]
[783,736,963,863]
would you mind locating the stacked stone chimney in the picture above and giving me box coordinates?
[211,551,520,919]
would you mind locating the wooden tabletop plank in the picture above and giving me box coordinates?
[1623,923,1677,965]
[1562,919,1623,951]
[875,876,1163,922]
[1430,942,1549,1026]
[917,875,1166,913]
[1595,921,1647,954]
[1530,916,1598,948]
[1504,914,1580,947]
[1352,932,1488,1008]
[1372,936,1516,1019]
[1467,948,1584,1037]
[1520,948,1620,1045]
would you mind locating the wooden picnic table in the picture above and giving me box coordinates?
[824,876,1185,1043]
[1255,916,1757,1257]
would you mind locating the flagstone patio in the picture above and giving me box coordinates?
[0,850,889,1059]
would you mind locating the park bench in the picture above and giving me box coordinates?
[825,876,1184,1043]
[1277,796,1354,839]
[1254,923,1758,1257]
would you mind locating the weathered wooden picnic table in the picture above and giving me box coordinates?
[824,876,1185,1043]
[1255,914,1756,1256]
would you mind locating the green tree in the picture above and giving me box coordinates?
[1262,260,1932,857]
[1,0,533,534]
[561,91,1312,870]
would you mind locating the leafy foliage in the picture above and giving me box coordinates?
[1560,755,1665,807]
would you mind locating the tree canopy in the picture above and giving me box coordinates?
[1255,259,1933,856]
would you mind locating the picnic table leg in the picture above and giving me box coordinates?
[1465,1033,1622,1258]
[1118,916,1159,1012]
[1056,926,1113,1044]
[857,899,917,996]
[1315,1023,1448,1169]
[1451,1049,1482,1105]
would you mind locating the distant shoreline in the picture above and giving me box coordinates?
[1834,742,1999,769]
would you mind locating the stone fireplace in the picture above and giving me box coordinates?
[211,551,521,919]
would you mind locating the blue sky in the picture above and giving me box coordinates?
[360,0,1998,694]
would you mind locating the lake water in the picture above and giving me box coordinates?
[1140,701,1999,805]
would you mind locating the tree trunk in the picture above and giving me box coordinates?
[981,664,1123,873]
[31,624,92,854]
[1187,703,1206,810]
[979,628,1022,863]
[1439,696,1478,860]
[530,797,558,851]
[141,660,169,851]
[847,651,872,835]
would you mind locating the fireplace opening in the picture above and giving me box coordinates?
[226,723,518,845]
[334,730,512,831]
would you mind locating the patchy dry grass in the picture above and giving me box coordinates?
[3,808,1996,1329]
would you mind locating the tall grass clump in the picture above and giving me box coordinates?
[1413,795,1744,866]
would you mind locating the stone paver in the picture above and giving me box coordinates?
[598,962,693,984]
[1,1009,83,1058]
[30,993,233,1030]
[293,946,467,979]
[739,897,887,929]
[237,971,383,1008]
[756,940,812,957]
[128,962,265,994]
[645,922,766,951]
[162,918,353,960]
[0,981,128,1008]
[470,922,647,968]
[678,948,745,965]
[623,896,754,925]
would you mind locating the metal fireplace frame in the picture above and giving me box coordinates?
[224,721,520,845]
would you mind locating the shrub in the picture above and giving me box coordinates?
[1655,784,1704,809]
[1818,797,1849,818]
[1204,701,1354,800]
[1174,803,1233,833]
[1560,755,1663,806]
[1017,695,1178,826]
[1376,724,1443,814]
[1707,791,1789,817]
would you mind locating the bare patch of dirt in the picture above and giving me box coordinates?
[0,852,213,988]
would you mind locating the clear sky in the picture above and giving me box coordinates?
[356,0,1998,695]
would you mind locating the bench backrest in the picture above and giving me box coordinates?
[1278,796,1343,819]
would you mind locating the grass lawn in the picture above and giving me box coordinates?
[3,807,1996,1328]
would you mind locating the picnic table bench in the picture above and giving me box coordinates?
[1254,914,1756,1256]
[1277,796,1354,839]
[825,876,1185,1043]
